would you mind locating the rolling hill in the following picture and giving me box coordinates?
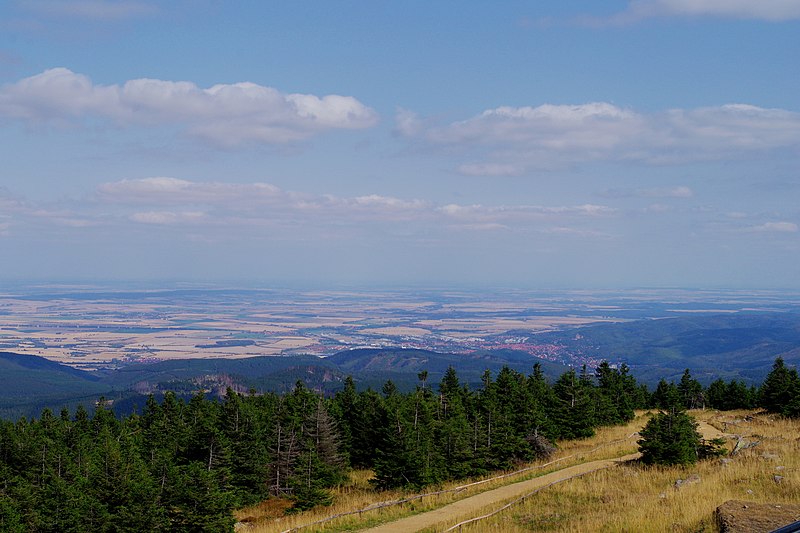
[535,312,800,384]
[0,351,113,418]
[3,311,800,418]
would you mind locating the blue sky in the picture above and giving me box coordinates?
[0,1,798,288]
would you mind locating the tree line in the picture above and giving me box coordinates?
[1,358,798,531]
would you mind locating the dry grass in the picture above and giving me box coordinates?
[234,411,800,532]
[453,410,800,533]
[234,414,648,532]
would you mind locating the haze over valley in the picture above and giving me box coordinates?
[1,1,799,531]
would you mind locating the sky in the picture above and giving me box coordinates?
[0,0,798,288]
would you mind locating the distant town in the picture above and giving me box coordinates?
[2,285,796,372]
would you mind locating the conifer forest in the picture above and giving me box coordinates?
[1,359,798,532]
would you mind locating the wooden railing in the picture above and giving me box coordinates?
[279,432,638,533]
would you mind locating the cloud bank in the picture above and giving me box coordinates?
[591,0,800,25]
[398,103,800,175]
[20,1,158,20]
[64,177,620,235]
[0,68,379,146]
[748,221,799,233]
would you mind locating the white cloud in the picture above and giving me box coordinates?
[748,221,799,233]
[350,195,429,210]
[541,227,613,238]
[2,178,637,245]
[29,209,97,228]
[0,68,379,146]
[604,186,694,198]
[98,178,430,220]
[447,222,509,232]
[399,103,800,175]
[644,204,671,213]
[93,177,623,236]
[130,211,206,225]
[394,108,422,136]
[437,202,616,222]
[457,163,523,177]
[0,188,28,215]
[640,186,693,198]
[589,0,800,25]
[20,0,157,20]
[98,177,283,205]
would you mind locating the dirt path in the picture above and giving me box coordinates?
[360,418,733,533]
[359,452,640,533]
[697,419,728,441]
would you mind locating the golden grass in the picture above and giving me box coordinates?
[451,410,800,533]
[234,411,800,532]
[234,414,648,532]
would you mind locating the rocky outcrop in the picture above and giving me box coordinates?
[716,500,800,533]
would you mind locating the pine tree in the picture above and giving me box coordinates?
[552,369,595,439]
[0,492,24,533]
[652,379,681,410]
[347,389,383,469]
[595,362,635,425]
[222,390,273,505]
[638,409,702,465]
[436,368,473,479]
[706,378,728,410]
[331,376,358,466]
[678,369,704,409]
[526,363,557,440]
[760,357,800,416]
[289,398,346,511]
[371,399,419,489]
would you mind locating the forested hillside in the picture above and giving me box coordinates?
[0,352,112,419]
[3,312,800,419]
[537,312,800,383]
[0,349,571,419]
[4,358,798,532]
[0,363,641,531]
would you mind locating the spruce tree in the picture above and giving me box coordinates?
[638,409,702,465]
[552,369,595,439]
[678,369,704,410]
[760,357,800,416]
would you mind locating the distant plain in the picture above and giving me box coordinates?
[1,286,798,372]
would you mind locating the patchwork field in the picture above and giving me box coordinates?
[1,286,797,372]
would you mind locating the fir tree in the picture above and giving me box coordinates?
[678,369,704,410]
[760,357,800,416]
[638,409,703,465]
[552,369,595,439]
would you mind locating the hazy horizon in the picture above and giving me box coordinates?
[1,2,798,288]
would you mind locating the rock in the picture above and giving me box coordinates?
[720,458,733,466]
[760,452,780,461]
[775,465,785,471]
[732,437,760,455]
[774,475,784,484]
[717,500,800,533]
[674,474,701,489]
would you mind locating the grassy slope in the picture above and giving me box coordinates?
[234,410,800,533]
[447,410,800,533]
